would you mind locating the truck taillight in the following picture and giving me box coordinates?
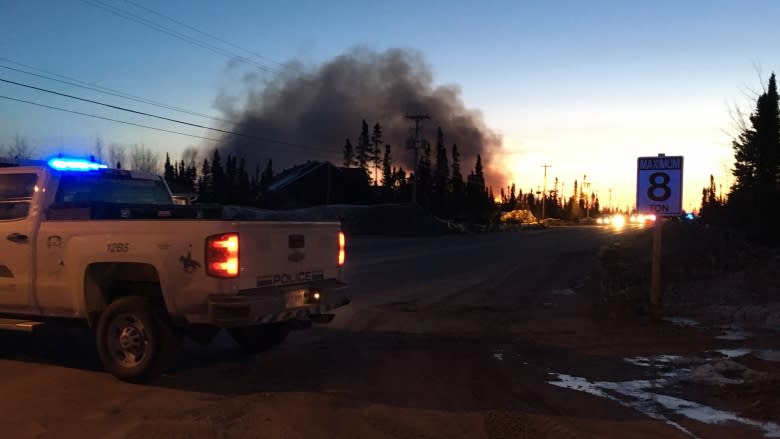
[339,232,347,267]
[338,231,346,267]
[206,233,239,278]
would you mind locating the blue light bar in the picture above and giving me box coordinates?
[48,158,108,171]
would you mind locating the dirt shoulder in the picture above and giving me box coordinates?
[579,221,780,435]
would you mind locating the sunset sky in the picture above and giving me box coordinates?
[2,0,780,211]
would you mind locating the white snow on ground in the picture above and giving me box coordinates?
[662,317,700,327]
[624,355,684,368]
[715,348,780,362]
[652,394,780,438]
[548,374,695,437]
[715,348,753,358]
[549,372,780,438]
[716,328,754,341]
[550,288,576,296]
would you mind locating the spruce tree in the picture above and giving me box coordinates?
[198,158,212,202]
[433,127,450,215]
[370,123,383,185]
[211,150,225,203]
[416,140,433,208]
[450,144,465,216]
[163,153,175,191]
[343,138,354,168]
[382,144,393,189]
[729,73,780,237]
[356,120,370,173]
[260,159,274,195]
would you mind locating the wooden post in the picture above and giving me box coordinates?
[650,216,663,318]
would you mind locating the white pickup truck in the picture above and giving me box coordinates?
[0,157,349,381]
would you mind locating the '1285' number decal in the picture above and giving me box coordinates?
[107,243,129,253]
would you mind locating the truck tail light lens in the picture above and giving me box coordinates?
[338,231,346,267]
[206,233,239,278]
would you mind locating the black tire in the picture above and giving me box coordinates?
[96,296,179,382]
[228,323,290,354]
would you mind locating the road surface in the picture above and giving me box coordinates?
[0,226,769,438]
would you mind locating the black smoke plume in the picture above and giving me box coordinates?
[214,47,506,187]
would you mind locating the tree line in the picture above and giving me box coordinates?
[495,176,602,222]
[342,120,494,222]
[699,72,780,242]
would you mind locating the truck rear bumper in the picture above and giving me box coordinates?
[206,279,350,327]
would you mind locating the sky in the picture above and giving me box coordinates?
[1,0,779,211]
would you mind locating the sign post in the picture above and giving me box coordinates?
[636,154,683,319]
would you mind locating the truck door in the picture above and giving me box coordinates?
[0,170,42,313]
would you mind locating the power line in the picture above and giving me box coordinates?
[0,80,334,154]
[0,76,247,135]
[0,94,221,142]
[0,94,334,159]
[0,62,232,124]
[78,0,281,75]
[123,0,286,70]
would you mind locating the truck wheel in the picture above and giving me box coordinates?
[96,296,179,382]
[228,323,290,354]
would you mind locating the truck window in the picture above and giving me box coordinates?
[0,173,37,220]
[54,173,173,205]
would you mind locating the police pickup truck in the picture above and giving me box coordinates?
[0,157,349,381]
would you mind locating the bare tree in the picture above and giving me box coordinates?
[94,137,104,163]
[130,144,159,173]
[107,143,126,169]
[181,146,199,168]
[8,134,35,159]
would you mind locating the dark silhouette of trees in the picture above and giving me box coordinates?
[450,144,465,214]
[370,123,383,186]
[27,121,502,225]
[342,138,354,168]
[260,159,274,195]
[700,174,726,224]
[416,140,432,208]
[198,158,212,201]
[432,127,450,216]
[728,73,780,239]
[465,154,492,222]
[210,150,226,200]
[382,144,393,191]
[356,120,370,174]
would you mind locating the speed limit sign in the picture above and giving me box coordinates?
[636,154,683,216]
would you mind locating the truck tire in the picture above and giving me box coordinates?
[96,296,179,382]
[228,323,290,354]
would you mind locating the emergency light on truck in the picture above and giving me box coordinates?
[47,158,108,171]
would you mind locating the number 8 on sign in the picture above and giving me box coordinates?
[647,172,671,202]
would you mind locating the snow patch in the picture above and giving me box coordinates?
[550,288,576,296]
[653,394,780,437]
[715,348,780,362]
[715,327,753,341]
[624,355,684,368]
[662,317,700,327]
[548,372,780,438]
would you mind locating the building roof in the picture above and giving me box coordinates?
[268,161,331,192]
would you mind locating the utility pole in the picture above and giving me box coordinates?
[540,164,551,221]
[608,188,613,213]
[405,113,430,205]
